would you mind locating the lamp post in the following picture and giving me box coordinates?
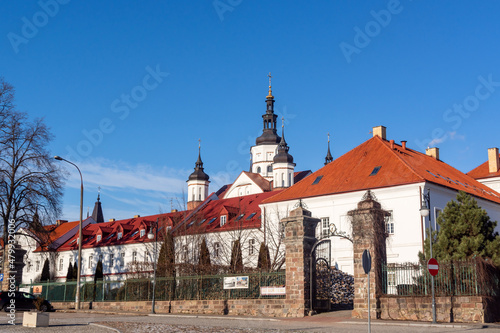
[420,188,437,324]
[147,218,159,314]
[54,156,83,310]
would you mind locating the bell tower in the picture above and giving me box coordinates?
[187,140,210,210]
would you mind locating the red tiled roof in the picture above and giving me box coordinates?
[467,156,500,179]
[56,211,189,252]
[243,171,271,192]
[32,220,81,251]
[264,136,500,204]
[174,190,283,236]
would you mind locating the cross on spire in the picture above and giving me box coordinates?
[198,138,201,149]
[281,116,284,128]
[267,72,273,98]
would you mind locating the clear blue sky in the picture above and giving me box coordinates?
[2,1,500,221]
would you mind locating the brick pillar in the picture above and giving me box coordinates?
[282,205,320,317]
[349,191,389,319]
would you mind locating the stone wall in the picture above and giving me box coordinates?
[379,296,496,323]
[51,299,289,317]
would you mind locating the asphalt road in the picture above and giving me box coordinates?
[0,311,499,332]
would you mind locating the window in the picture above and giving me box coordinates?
[198,219,207,225]
[214,242,220,258]
[385,210,394,235]
[120,253,125,267]
[369,166,381,176]
[318,217,330,237]
[110,254,114,267]
[132,251,137,262]
[220,215,227,226]
[434,208,442,231]
[256,166,261,174]
[249,239,255,255]
[96,234,102,242]
[88,256,93,269]
[27,261,32,272]
[36,260,40,272]
[140,229,145,237]
[144,251,149,263]
[267,165,272,173]
[182,245,188,262]
[235,214,244,221]
[246,212,256,220]
[117,232,122,240]
[208,217,217,225]
[131,230,139,237]
[59,258,64,271]
[312,175,323,185]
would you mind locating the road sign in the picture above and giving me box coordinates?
[362,249,372,274]
[427,258,439,276]
[0,274,3,282]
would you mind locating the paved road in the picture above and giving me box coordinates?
[0,311,499,332]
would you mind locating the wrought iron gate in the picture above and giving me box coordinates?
[310,239,332,312]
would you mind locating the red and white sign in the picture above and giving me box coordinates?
[427,258,439,276]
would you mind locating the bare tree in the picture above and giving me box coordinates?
[0,79,65,273]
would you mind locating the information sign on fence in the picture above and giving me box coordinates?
[427,258,439,276]
[32,285,43,294]
[223,276,249,289]
[260,286,286,296]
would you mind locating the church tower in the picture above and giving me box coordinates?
[187,141,210,210]
[272,118,295,188]
[325,133,333,165]
[91,189,104,223]
[250,73,281,180]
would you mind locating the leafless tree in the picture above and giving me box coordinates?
[0,78,65,272]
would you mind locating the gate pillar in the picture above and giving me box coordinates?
[349,191,389,319]
[282,205,320,317]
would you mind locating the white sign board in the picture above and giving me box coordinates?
[260,286,286,296]
[223,276,249,289]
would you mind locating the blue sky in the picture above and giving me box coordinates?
[2,1,500,221]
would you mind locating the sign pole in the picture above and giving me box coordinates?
[362,250,372,333]
[427,258,439,324]
[367,272,371,333]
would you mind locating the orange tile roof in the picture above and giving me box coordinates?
[264,136,500,204]
[467,156,500,179]
[32,220,81,251]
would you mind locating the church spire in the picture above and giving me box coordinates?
[91,187,104,223]
[273,117,294,164]
[256,73,280,145]
[189,139,209,181]
[187,140,210,210]
[325,133,333,165]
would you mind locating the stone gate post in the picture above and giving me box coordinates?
[349,191,389,319]
[282,205,320,317]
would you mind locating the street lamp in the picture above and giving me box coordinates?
[420,188,436,324]
[54,156,84,310]
[147,218,159,314]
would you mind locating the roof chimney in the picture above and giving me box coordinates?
[390,139,394,149]
[171,209,178,213]
[488,147,499,173]
[56,220,68,226]
[426,147,440,160]
[134,215,140,218]
[373,126,386,140]
[109,218,115,222]
[401,141,407,150]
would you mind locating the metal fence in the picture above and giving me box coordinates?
[382,260,498,296]
[19,271,286,302]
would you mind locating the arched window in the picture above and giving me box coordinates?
[281,173,284,187]
[267,165,272,173]
[256,166,261,174]
[288,173,292,186]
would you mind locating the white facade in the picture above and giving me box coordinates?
[187,179,209,203]
[272,163,294,189]
[251,144,278,180]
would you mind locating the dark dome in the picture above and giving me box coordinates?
[256,132,281,145]
[273,149,294,164]
[189,168,209,181]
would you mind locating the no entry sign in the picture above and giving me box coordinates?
[427,258,439,276]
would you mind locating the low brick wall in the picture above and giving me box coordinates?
[51,299,295,317]
[379,296,494,323]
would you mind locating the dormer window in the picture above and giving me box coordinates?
[220,215,227,226]
[96,234,102,243]
[140,229,145,237]
[117,232,122,240]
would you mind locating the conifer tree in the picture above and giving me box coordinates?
[230,239,243,273]
[73,262,78,280]
[66,262,74,281]
[157,231,175,277]
[420,191,500,266]
[198,238,211,274]
[40,259,50,281]
[257,242,271,271]
[93,259,103,301]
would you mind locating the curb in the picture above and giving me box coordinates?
[149,313,280,322]
[341,320,472,328]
